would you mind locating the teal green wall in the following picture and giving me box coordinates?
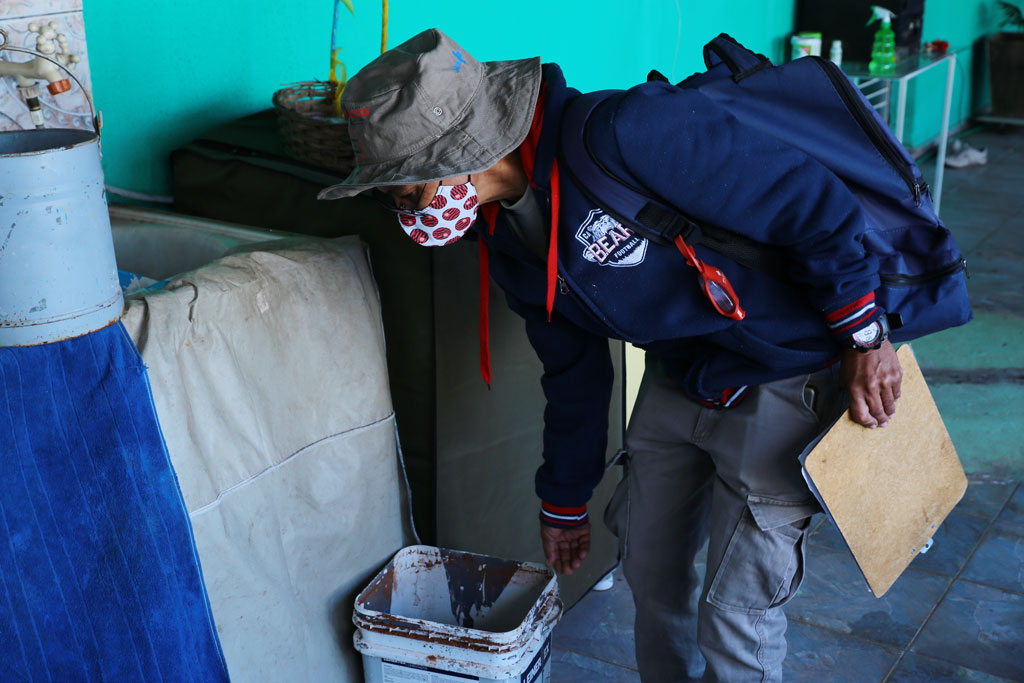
[81,0,1010,195]
[83,0,795,196]
[903,0,1005,149]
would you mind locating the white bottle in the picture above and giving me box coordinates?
[830,39,843,67]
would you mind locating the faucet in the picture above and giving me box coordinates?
[0,22,81,128]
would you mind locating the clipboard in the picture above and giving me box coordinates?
[800,344,967,597]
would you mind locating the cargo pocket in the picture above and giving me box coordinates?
[705,497,816,615]
[802,363,847,427]
[603,451,631,560]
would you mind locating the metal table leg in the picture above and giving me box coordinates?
[933,54,956,216]
[895,75,909,142]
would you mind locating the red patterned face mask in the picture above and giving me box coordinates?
[395,181,480,247]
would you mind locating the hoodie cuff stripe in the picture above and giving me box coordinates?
[826,293,875,323]
[825,293,879,335]
[540,501,589,528]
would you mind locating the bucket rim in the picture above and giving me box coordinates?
[353,544,558,641]
[0,128,99,157]
[353,586,562,646]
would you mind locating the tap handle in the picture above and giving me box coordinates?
[0,27,99,135]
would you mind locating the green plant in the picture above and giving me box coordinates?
[997,1,1024,31]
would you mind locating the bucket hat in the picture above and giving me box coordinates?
[318,29,541,200]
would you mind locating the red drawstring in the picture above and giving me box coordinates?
[477,85,557,385]
[479,203,499,387]
[545,160,560,321]
[517,82,559,320]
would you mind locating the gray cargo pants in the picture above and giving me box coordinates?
[605,356,847,682]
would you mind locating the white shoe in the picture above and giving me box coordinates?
[945,139,988,168]
[592,570,616,591]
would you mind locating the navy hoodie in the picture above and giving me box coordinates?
[478,64,883,526]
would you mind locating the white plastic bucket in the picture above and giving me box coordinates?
[354,546,562,683]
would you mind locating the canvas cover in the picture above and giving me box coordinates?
[120,236,415,681]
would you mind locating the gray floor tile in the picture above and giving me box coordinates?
[911,580,1024,681]
[994,483,1023,534]
[807,516,846,552]
[941,210,1013,254]
[968,214,1024,254]
[960,528,1024,593]
[913,310,1024,371]
[787,544,951,648]
[784,620,898,683]
[808,512,827,534]
[928,384,1024,480]
[887,652,1016,682]
[808,505,996,575]
[941,165,1024,196]
[552,573,637,671]
[956,481,1017,520]
[909,511,989,576]
[936,183,1024,214]
[550,646,641,682]
[964,253,1024,316]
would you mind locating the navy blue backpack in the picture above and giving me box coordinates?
[558,34,971,342]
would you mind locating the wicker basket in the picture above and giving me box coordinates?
[272,81,355,175]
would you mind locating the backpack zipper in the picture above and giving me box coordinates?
[809,56,925,203]
[879,257,967,286]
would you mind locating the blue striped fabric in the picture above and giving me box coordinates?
[0,323,228,682]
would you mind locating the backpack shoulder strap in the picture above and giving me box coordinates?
[559,90,701,246]
[558,89,788,279]
[561,89,679,241]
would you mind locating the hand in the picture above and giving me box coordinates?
[840,340,903,428]
[540,523,591,575]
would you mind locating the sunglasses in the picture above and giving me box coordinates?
[674,236,746,321]
[370,188,430,216]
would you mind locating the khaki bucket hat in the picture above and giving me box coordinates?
[317,29,541,200]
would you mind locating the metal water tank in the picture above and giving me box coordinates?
[0,128,123,346]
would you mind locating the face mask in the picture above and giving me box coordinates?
[396,181,479,247]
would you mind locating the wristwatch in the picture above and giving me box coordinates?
[847,315,890,353]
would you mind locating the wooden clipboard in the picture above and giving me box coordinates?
[801,344,967,597]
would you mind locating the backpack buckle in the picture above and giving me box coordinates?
[636,202,703,245]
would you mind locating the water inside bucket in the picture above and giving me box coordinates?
[359,547,551,633]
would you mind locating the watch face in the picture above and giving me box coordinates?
[853,322,881,346]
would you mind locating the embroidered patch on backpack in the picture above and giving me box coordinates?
[575,209,647,267]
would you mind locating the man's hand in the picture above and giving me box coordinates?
[540,523,591,575]
[840,339,903,428]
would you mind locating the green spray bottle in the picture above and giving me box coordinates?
[868,5,897,75]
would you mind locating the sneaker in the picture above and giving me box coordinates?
[945,139,988,168]
[592,569,616,591]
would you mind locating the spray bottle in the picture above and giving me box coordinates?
[867,5,897,75]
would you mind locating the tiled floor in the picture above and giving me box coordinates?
[550,126,1024,682]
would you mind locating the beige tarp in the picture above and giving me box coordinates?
[121,236,414,681]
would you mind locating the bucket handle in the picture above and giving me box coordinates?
[0,27,101,136]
